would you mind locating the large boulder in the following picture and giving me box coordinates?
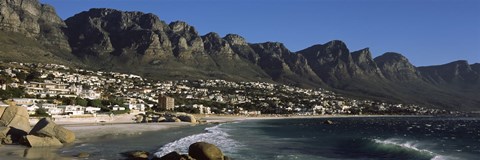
[155,151,181,160]
[0,127,9,139]
[24,135,63,147]
[155,151,194,160]
[188,142,224,160]
[166,116,180,122]
[121,150,149,160]
[2,135,12,144]
[178,114,197,123]
[323,120,334,125]
[29,118,75,143]
[76,152,90,158]
[0,106,31,133]
[0,107,6,118]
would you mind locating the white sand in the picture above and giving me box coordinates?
[65,122,193,142]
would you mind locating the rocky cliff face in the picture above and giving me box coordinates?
[374,52,422,81]
[168,21,205,61]
[250,42,295,80]
[471,63,480,73]
[0,1,479,110]
[224,34,259,63]
[298,40,388,86]
[298,40,354,84]
[65,8,173,62]
[351,48,385,78]
[0,0,70,51]
[419,60,480,85]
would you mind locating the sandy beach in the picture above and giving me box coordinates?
[0,115,196,160]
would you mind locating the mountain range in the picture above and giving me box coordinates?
[1,0,479,110]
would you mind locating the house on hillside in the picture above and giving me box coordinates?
[58,105,85,115]
[25,104,40,115]
[85,106,101,114]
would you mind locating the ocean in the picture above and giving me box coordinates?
[57,116,480,160]
[156,116,480,160]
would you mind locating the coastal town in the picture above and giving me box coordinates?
[0,62,445,119]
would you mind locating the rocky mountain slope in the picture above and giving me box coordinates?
[0,0,479,110]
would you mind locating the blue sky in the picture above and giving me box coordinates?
[40,0,480,66]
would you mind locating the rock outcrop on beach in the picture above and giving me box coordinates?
[24,135,63,147]
[153,142,227,160]
[188,142,225,160]
[135,112,198,123]
[0,106,75,147]
[0,105,30,143]
[122,150,150,159]
[29,118,76,143]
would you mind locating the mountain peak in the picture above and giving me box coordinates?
[251,42,290,55]
[374,52,408,64]
[167,21,200,38]
[325,40,346,47]
[224,34,247,46]
[203,32,221,39]
[374,52,420,81]
[351,48,371,58]
[448,60,469,65]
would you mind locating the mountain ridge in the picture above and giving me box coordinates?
[0,0,479,110]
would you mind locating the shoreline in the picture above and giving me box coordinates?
[0,114,436,159]
[0,119,196,160]
[197,114,434,123]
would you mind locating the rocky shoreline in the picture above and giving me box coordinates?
[1,105,231,160]
[122,142,229,160]
[1,106,75,148]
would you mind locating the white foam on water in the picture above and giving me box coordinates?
[154,124,239,157]
[373,138,434,155]
[372,138,459,160]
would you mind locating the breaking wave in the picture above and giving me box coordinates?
[371,138,454,160]
[154,124,239,157]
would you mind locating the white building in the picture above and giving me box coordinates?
[80,90,101,100]
[85,106,101,114]
[11,98,43,106]
[24,82,70,97]
[47,107,64,115]
[58,105,85,115]
[110,105,125,111]
[25,104,39,115]
[128,103,145,111]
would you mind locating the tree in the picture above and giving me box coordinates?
[0,87,25,99]
[0,75,13,84]
[15,72,27,82]
[46,73,55,80]
[75,98,88,106]
[26,71,42,82]
[88,99,103,107]
[61,97,75,105]
[34,108,49,117]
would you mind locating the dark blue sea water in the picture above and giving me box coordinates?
[156,116,480,160]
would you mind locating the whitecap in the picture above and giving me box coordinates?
[372,138,434,155]
[154,124,240,157]
[371,138,447,160]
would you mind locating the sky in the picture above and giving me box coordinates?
[40,0,480,66]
